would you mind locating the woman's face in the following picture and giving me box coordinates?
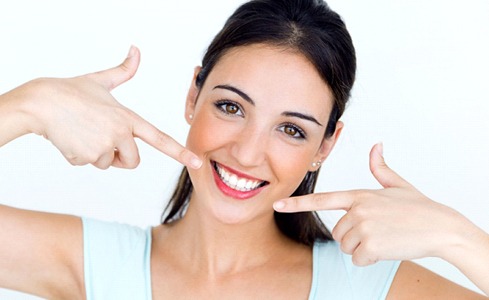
[185,44,342,224]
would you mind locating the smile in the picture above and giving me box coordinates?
[212,161,268,192]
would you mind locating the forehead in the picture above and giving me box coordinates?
[203,44,334,120]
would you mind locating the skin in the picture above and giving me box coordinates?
[0,45,487,299]
[149,44,341,299]
[0,47,201,299]
[184,45,338,225]
[275,143,489,298]
[0,46,202,170]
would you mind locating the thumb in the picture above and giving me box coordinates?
[369,143,410,188]
[85,45,140,91]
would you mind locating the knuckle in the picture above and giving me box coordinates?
[126,155,141,169]
[66,156,80,166]
[353,245,378,267]
[65,152,85,166]
[312,194,324,209]
[348,206,365,220]
[156,131,171,146]
[133,155,141,168]
[357,221,373,236]
[94,162,110,170]
[112,123,128,137]
[119,60,131,74]
[100,139,115,152]
[351,254,364,266]
[178,148,189,161]
[116,107,133,122]
[340,242,353,255]
[351,203,374,221]
[292,196,303,210]
[361,239,378,256]
[353,190,369,202]
[86,153,101,164]
[331,228,340,241]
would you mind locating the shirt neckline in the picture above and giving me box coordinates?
[146,228,320,300]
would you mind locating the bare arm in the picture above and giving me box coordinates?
[274,143,489,297]
[0,46,202,169]
[0,206,84,299]
[388,261,487,299]
[0,80,35,148]
[0,46,202,297]
[0,65,87,299]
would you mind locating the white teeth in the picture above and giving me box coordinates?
[245,180,253,190]
[236,178,247,190]
[229,174,238,188]
[215,163,264,192]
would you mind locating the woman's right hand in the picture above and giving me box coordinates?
[5,46,202,170]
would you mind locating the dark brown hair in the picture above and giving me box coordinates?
[162,0,356,246]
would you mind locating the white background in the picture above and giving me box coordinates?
[1,0,488,298]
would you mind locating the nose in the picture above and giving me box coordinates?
[230,126,268,167]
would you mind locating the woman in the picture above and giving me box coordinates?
[0,0,488,299]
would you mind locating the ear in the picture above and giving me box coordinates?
[185,66,202,124]
[309,121,344,171]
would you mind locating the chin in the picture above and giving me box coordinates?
[206,200,272,226]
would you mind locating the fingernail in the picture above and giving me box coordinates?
[377,142,384,156]
[273,201,285,210]
[127,45,136,58]
[190,156,203,169]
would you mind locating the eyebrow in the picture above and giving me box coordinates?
[282,112,323,127]
[214,85,255,105]
[213,84,322,127]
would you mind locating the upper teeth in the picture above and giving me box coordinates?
[216,164,264,192]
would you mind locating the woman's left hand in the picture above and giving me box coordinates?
[273,143,474,266]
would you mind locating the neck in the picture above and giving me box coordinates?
[161,196,295,278]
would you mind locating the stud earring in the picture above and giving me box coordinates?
[312,160,322,167]
[189,114,193,120]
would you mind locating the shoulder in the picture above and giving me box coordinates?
[310,241,400,300]
[387,261,486,299]
[82,218,152,300]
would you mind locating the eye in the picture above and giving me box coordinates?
[279,123,307,140]
[215,100,244,117]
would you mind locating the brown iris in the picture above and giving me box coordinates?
[284,125,297,136]
[225,104,239,114]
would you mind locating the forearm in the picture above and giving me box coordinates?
[0,80,41,147]
[442,216,489,295]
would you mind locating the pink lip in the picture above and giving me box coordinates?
[211,161,267,200]
[215,162,265,182]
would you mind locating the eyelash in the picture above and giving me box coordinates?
[214,99,244,117]
[213,100,307,140]
[279,123,307,140]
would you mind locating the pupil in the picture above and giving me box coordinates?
[285,126,296,136]
[227,104,238,114]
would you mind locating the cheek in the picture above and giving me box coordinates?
[185,113,233,156]
[268,142,318,194]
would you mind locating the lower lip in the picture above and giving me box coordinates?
[212,163,266,200]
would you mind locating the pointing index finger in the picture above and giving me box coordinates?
[273,191,355,213]
[132,116,202,169]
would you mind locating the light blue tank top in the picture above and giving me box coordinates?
[83,218,400,300]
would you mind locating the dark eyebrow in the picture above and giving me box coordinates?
[282,111,323,127]
[213,85,255,105]
[214,84,321,126]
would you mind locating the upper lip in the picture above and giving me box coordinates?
[212,161,269,183]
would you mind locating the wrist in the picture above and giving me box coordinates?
[16,78,52,136]
[0,79,47,146]
[438,211,488,266]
